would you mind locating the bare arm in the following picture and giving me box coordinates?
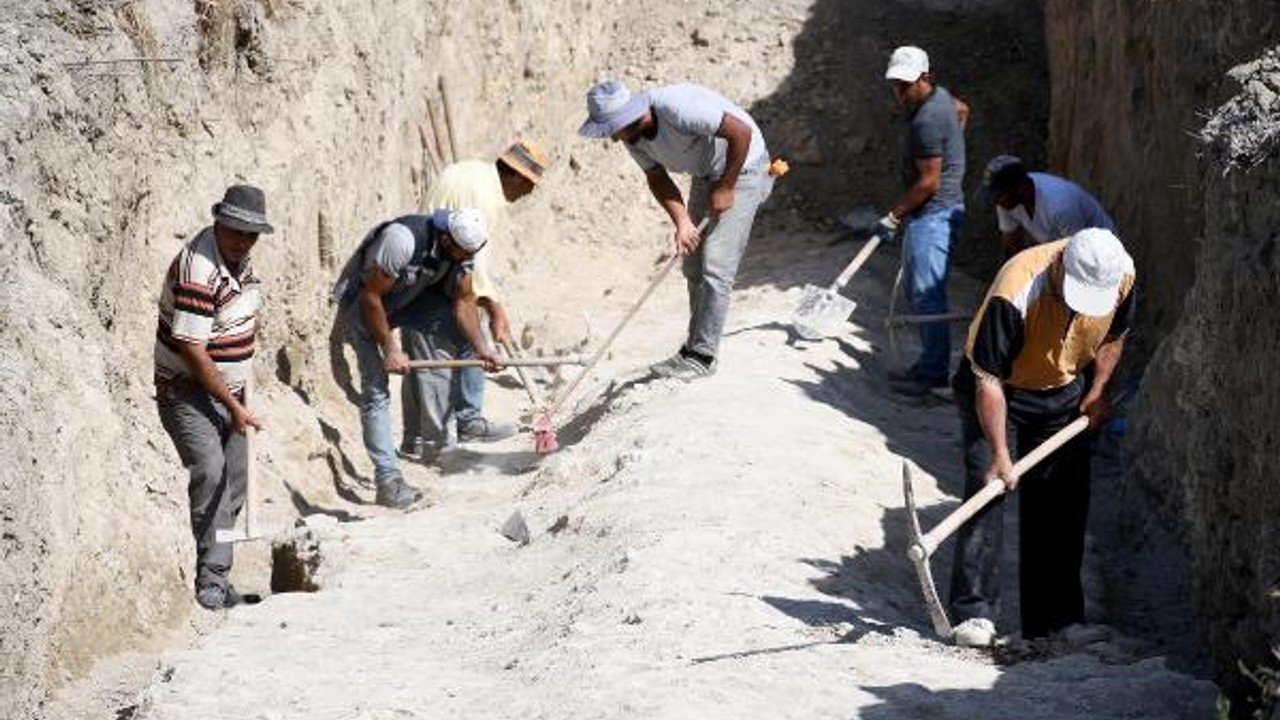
[955,97,971,132]
[358,269,409,374]
[889,156,942,222]
[974,372,1016,491]
[708,112,753,216]
[176,342,262,432]
[645,166,701,255]
[1080,336,1125,428]
[477,295,511,346]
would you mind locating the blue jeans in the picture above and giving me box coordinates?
[341,303,402,485]
[903,205,965,381]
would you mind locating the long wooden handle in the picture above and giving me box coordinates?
[407,356,585,369]
[886,312,972,327]
[547,218,711,416]
[243,382,256,538]
[916,414,1089,558]
[500,339,544,408]
[830,235,882,291]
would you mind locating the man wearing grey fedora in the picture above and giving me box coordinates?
[580,80,774,381]
[155,184,272,610]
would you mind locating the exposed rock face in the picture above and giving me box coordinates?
[1135,49,1280,707]
[0,1,614,716]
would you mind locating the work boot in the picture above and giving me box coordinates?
[195,583,262,610]
[887,363,920,382]
[889,374,948,397]
[953,617,997,648]
[457,417,517,443]
[375,475,423,509]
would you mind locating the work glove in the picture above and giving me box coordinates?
[874,212,902,244]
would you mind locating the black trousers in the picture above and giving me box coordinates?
[948,370,1093,638]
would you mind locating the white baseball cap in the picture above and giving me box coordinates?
[433,207,488,252]
[885,46,929,83]
[1062,228,1134,316]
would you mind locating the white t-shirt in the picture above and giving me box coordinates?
[996,172,1116,244]
[626,84,768,180]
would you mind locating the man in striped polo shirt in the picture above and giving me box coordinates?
[154,184,271,611]
[947,228,1135,647]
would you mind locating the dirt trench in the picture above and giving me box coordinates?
[1,0,1277,717]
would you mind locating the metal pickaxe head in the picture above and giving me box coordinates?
[903,462,954,639]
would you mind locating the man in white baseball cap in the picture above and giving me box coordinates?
[876,45,971,397]
[332,207,503,508]
[947,227,1135,648]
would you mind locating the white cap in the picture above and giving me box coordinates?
[446,208,488,252]
[1062,228,1134,316]
[885,46,929,83]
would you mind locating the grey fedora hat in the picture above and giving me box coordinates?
[578,80,650,139]
[212,184,274,234]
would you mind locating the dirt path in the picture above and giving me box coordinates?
[112,220,1216,720]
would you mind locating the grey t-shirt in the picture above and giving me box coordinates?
[902,85,966,214]
[626,84,769,180]
[996,172,1116,244]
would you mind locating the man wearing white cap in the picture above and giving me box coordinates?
[332,208,500,508]
[947,228,1136,647]
[879,46,969,396]
[400,139,551,458]
[579,79,773,380]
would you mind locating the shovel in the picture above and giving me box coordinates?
[791,235,882,340]
[406,355,586,369]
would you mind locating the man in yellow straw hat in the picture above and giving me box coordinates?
[399,139,551,462]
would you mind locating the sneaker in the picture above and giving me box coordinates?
[953,617,997,648]
[651,353,715,382]
[457,417,517,443]
[889,374,948,397]
[375,475,423,509]
[195,583,262,610]
[397,437,426,461]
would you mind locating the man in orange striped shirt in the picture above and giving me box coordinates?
[154,185,271,611]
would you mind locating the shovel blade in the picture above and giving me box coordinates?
[791,285,857,340]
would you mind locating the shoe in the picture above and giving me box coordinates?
[953,617,997,648]
[397,437,426,461]
[651,353,715,382]
[375,475,423,509]
[888,363,920,382]
[457,417,517,443]
[890,374,948,397]
[196,583,262,610]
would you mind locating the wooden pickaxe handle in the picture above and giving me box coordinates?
[407,356,585,369]
[910,414,1090,560]
[500,339,544,408]
[885,312,972,327]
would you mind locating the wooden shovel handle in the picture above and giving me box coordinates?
[830,235,882,291]
[916,414,1089,558]
[545,217,712,417]
[242,382,256,538]
[407,356,585,369]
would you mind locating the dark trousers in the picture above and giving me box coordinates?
[156,381,247,592]
[948,374,1092,638]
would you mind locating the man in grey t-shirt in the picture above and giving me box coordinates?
[980,155,1117,257]
[579,80,774,381]
[876,46,968,396]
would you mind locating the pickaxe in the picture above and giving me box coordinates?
[903,413,1091,638]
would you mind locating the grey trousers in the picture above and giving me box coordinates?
[156,381,247,592]
[684,169,774,358]
[397,291,472,450]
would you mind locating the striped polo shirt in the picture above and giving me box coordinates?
[964,239,1135,392]
[154,227,260,393]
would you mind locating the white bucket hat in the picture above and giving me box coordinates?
[578,80,650,139]
[1062,228,1134,316]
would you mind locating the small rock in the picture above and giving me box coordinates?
[547,515,569,534]
[500,510,531,546]
[623,613,643,625]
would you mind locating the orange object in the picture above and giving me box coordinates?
[768,157,790,177]
[532,411,558,454]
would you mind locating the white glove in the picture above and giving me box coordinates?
[875,212,901,243]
